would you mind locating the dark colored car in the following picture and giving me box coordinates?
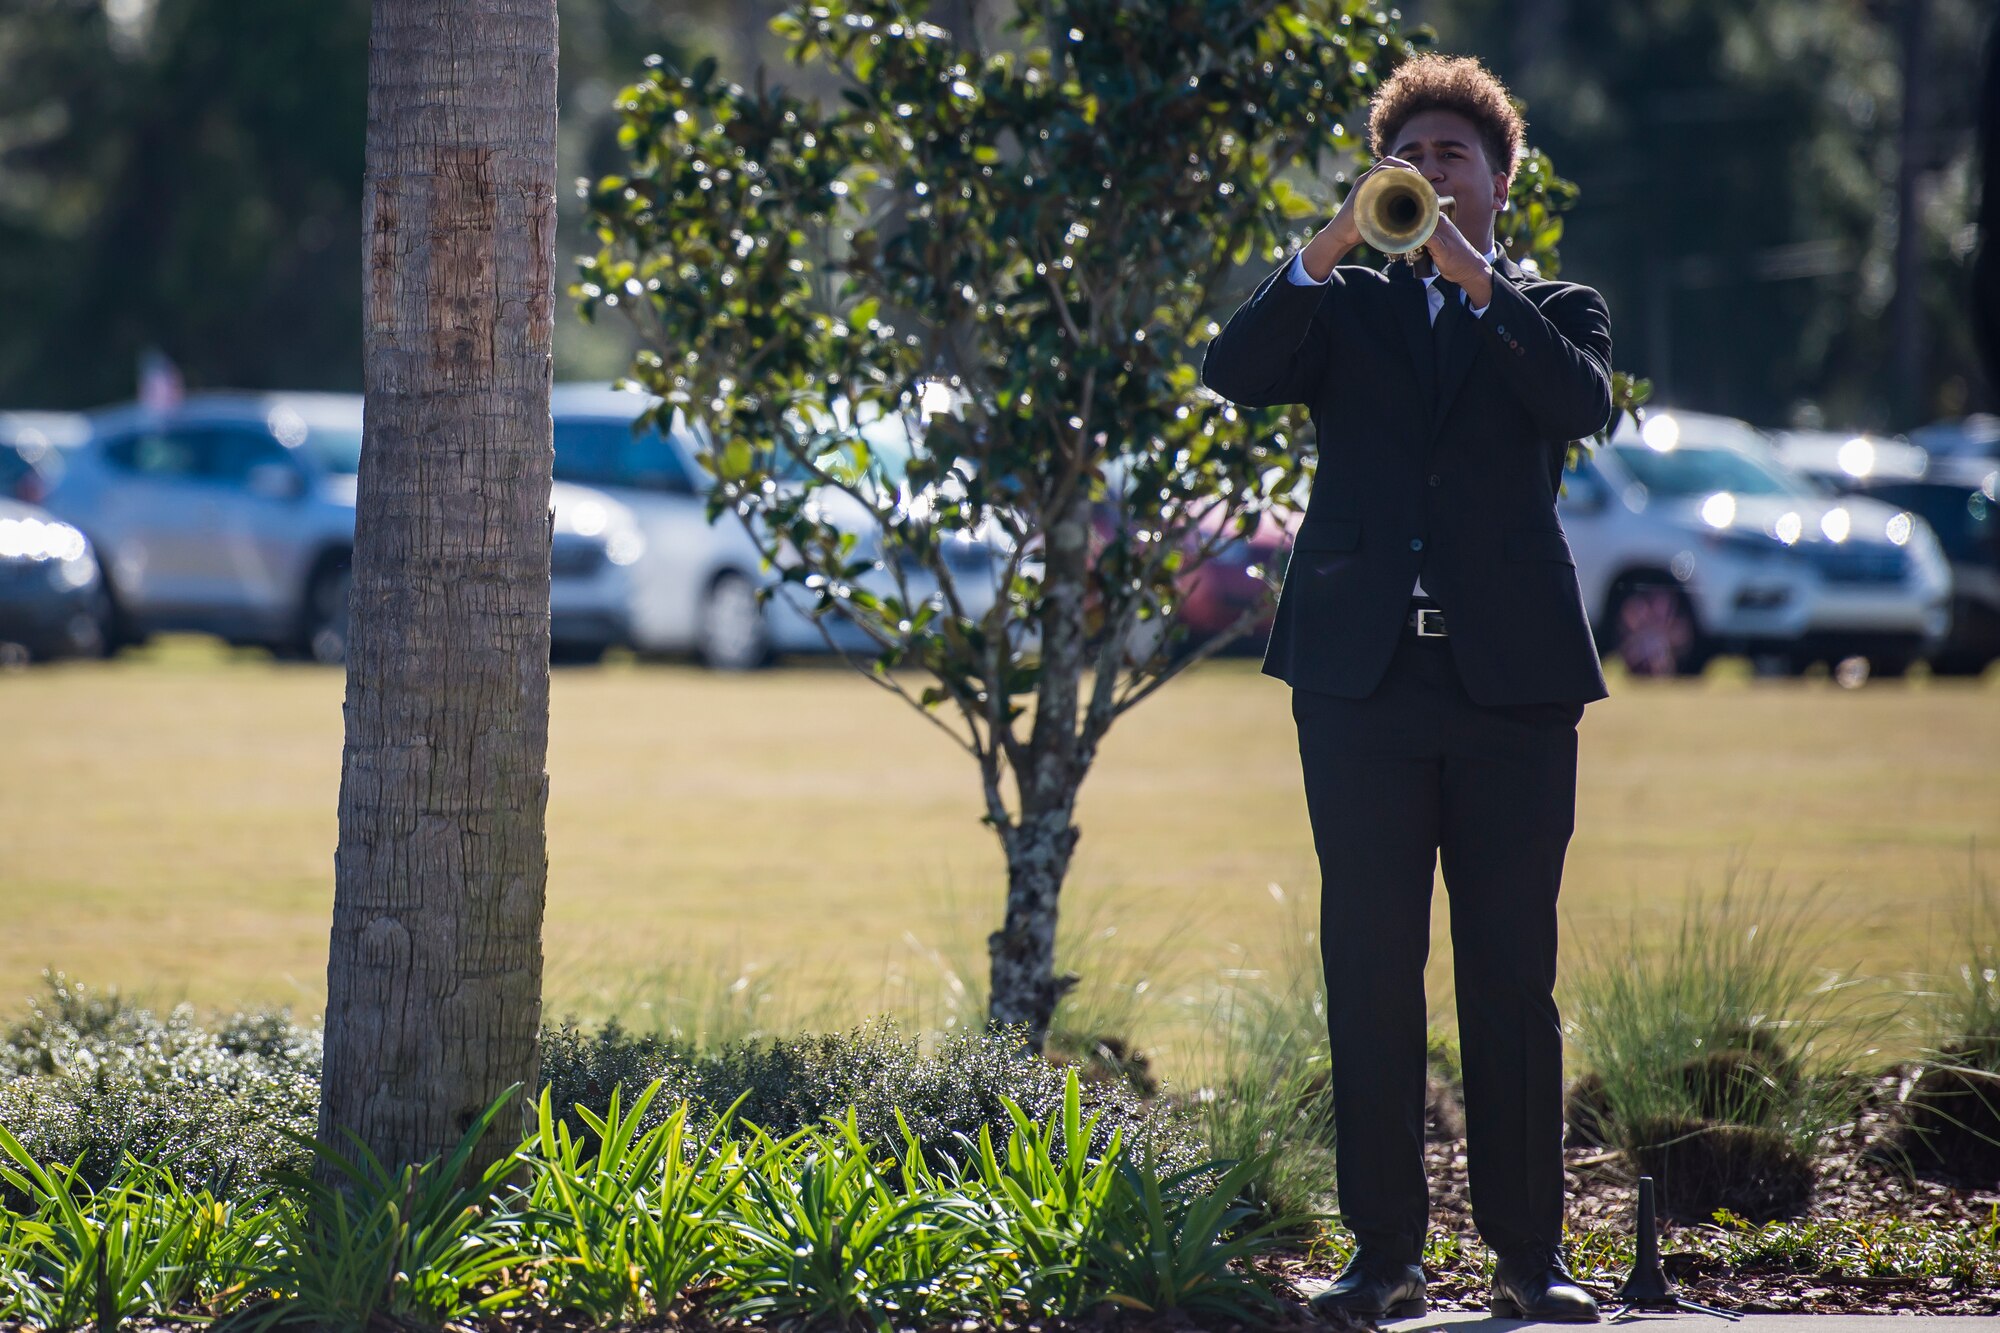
[0,412,84,506]
[1846,457,2000,675]
[1773,432,1999,675]
[1910,414,2000,461]
[0,497,109,661]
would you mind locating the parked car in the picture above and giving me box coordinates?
[0,497,108,661]
[1170,508,1299,652]
[43,392,644,662]
[0,411,85,505]
[1558,409,1952,677]
[1910,413,2000,461]
[1767,428,1930,487]
[549,381,1004,669]
[1084,469,1300,660]
[1772,432,2000,676]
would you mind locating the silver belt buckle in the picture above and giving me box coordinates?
[1415,607,1447,637]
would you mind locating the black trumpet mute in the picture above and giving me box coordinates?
[1611,1175,1741,1321]
[1617,1176,1674,1305]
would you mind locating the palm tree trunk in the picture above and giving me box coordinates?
[320,0,559,1176]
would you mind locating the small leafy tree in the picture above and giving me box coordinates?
[578,0,1643,1050]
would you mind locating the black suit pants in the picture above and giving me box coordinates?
[1292,616,1583,1266]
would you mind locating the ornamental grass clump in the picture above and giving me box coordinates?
[1893,876,2000,1186]
[1176,902,1339,1228]
[1562,874,1884,1222]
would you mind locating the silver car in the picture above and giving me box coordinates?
[46,391,645,662]
[550,381,1005,669]
[1559,408,1952,677]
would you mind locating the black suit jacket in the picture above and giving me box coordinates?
[1201,251,1613,706]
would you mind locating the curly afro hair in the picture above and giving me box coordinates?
[1367,53,1526,178]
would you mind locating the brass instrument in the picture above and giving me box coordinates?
[1351,167,1456,264]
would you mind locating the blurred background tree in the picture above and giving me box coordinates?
[0,0,1987,430]
[0,0,371,406]
[0,0,767,406]
[1397,0,1990,430]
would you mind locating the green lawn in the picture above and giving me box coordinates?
[1,638,1995,1086]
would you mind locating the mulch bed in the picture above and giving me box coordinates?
[1256,1068,2000,1319]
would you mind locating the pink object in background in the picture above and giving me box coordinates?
[138,348,183,414]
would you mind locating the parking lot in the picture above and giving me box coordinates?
[7,397,2000,684]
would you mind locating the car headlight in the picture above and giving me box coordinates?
[0,516,96,588]
[0,515,87,563]
[51,550,98,591]
[606,529,645,567]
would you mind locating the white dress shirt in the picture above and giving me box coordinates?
[1284,243,1500,597]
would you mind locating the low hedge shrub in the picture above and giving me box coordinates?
[0,978,1201,1208]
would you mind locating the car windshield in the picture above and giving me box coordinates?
[304,426,364,474]
[771,415,917,484]
[1611,443,1808,498]
[554,418,697,492]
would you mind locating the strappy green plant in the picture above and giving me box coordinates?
[0,1129,216,1331]
[1083,1151,1291,1323]
[523,1079,746,1323]
[717,1114,975,1331]
[0,1206,49,1326]
[225,1087,530,1332]
[955,1065,1126,1314]
[113,1160,276,1317]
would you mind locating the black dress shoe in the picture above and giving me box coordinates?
[1309,1253,1427,1321]
[1490,1251,1600,1322]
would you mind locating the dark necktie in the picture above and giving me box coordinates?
[1431,277,1459,340]
[1430,277,1459,371]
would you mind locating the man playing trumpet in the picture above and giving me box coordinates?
[1201,54,1613,1323]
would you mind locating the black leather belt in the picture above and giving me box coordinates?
[1405,603,1448,637]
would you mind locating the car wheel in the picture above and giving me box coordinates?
[92,558,136,655]
[1865,650,1915,680]
[1607,579,1708,677]
[304,561,352,664]
[698,571,770,671]
[1927,651,1991,678]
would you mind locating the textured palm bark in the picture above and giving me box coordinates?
[987,489,1089,1051]
[320,0,558,1176]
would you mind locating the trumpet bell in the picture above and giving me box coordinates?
[1352,169,1455,257]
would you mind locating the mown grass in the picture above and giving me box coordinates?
[0,638,1996,1088]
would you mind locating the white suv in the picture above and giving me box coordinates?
[1558,408,1952,676]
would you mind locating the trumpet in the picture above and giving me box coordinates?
[1351,167,1456,263]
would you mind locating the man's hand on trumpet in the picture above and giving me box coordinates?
[1298,155,1420,280]
[1417,210,1495,310]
